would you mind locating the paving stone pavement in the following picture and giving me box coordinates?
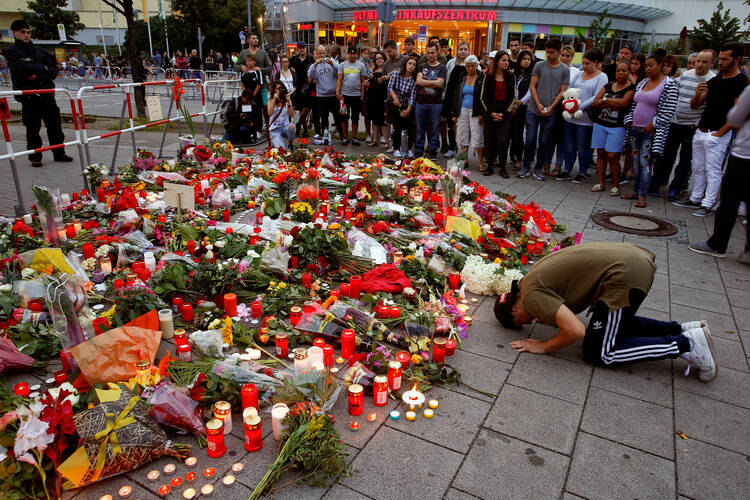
[2,130,750,499]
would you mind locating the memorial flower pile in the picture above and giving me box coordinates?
[0,139,574,498]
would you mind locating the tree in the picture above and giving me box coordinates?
[124,15,194,56]
[21,0,85,40]
[171,0,266,52]
[100,0,147,117]
[690,2,742,52]
[587,10,613,50]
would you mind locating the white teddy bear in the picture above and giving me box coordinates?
[561,87,583,121]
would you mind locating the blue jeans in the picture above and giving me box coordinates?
[522,110,557,172]
[563,122,594,175]
[269,125,294,149]
[629,126,655,197]
[650,123,695,194]
[415,103,442,154]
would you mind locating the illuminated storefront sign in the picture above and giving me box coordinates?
[353,9,497,21]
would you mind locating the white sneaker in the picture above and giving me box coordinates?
[393,150,403,158]
[681,320,706,331]
[407,150,414,158]
[313,134,323,145]
[680,326,718,382]
[443,150,456,158]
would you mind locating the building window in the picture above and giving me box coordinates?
[290,25,316,47]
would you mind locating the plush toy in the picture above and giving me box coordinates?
[561,87,583,121]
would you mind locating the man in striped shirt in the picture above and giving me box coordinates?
[648,50,715,200]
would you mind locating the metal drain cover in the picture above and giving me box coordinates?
[591,211,678,236]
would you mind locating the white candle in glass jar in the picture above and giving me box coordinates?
[271,403,289,440]
[158,309,174,339]
[23,214,33,225]
[144,251,156,272]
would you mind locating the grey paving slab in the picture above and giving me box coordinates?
[446,348,512,402]
[711,336,749,372]
[460,319,522,364]
[484,384,582,454]
[324,484,372,499]
[740,330,750,358]
[236,433,284,490]
[67,474,154,500]
[581,387,674,459]
[670,303,738,339]
[732,305,750,331]
[452,429,569,500]
[339,426,463,500]
[670,267,725,291]
[529,322,587,365]
[385,386,490,453]
[591,362,672,406]
[566,432,675,500]
[670,284,732,316]
[443,487,483,499]
[721,270,750,290]
[506,354,592,405]
[674,366,750,410]
[675,436,750,500]
[674,390,750,455]
[726,286,750,310]
[329,384,400,450]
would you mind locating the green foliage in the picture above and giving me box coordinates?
[21,0,85,40]
[690,2,742,52]
[587,10,615,50]
[6,321,62,360]
[169,0,266,52]
[123,15,194,56]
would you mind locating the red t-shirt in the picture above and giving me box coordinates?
[494,80,507,102]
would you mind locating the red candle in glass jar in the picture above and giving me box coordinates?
[289,306,302,326]
[389,306,401,318]
[181,303,194,322]
[340,283,350,297]
[275,333,289,357]
[54,370,68,386]
[349,276,362,299]
[255,212,263,225]
[320,204,328,217]
[157,213,166,223]
[186,240,196,254]
[526,241,535,254]
[432,337,446,364]
[173,328,187,346]
[177,343,192,362]
[290,256,299,269]
[329,289,340,301]
[303,302,315,314]
[97,187,105,202]
[72,192,79,202]
[13,383,30,398]
[395,350,410,369]
[341,329,355,359]
[337,205,345,217]
[536,240,545,255]
[323,344,334,367]
[344,208,353,220]
[241,384,259,412]
[301,273,312,289]
[206,419,226,458]
[449,272,460,290]
[65,224,75,239]
[387,361,402,391]
[172,296,183,313]
[250,301,262,319]
[377,305,389,319]
[222,209,230,222]
[446,338,457,356]
[373,375,388,407]
[313,338,325,349]
[244,415,263,452]
[521,255,529,265]
[348,384,364,415]
[224,293,237,317]
[82,243,95,260]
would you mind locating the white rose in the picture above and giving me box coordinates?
[0,284,12,292]
[21,268,36,279]
[214,240,226,249]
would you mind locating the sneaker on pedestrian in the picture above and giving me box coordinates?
[443,150,456,158]
[393,150,404,158]
[571,174,586,183]
[342,138,349,146]
[673,199,701,208]
[313,135,323,145]
[407,150,415,158]
[681,320,707,331]
[386,145,394,153]
[692,207,711,217]
[680,326,718,382]
[645,191,661,197]
[517,168,530,178]
[532,172,546,181]
[604,173,613,181]
[380,137,386,146]
[688,240,726,258]
[738,251,750,266]
[738,202,747,217]
[609,187,620,196]
[351,138,360,146]
[555,171,571,181]
[428,151,439,160]
[54,153,74,162]
[619,178,628,185]
[365,136,372,145]
[666,190,679,202]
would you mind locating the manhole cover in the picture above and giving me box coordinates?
[590,211,678,236]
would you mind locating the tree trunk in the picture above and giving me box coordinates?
[123,1,146,117]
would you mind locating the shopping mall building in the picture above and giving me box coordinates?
[281,0,750,61]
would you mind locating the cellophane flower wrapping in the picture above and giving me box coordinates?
[42,274,94,350]
[0,337,35,374]
[33,186,63,246]
[146,381,205,437]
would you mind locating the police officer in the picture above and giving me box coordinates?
[3,19,73,168]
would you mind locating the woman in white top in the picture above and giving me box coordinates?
[267,81,295,149]
[559,48,608,182]
[277,54,296,97]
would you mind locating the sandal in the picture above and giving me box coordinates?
[621,193,638,200]
[591,183,604,192]
[609,187,620,196]
[541,165,550,176]
[635,198,647,208]
[550,168,561,177]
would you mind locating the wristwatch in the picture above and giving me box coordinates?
[602,97,608,102]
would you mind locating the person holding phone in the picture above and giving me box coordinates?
[267,81,295,149]
[222,89,256,144]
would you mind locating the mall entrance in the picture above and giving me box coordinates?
[387,20,491,57]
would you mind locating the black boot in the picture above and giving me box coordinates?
[498,165,509,178]
[483,164,493,176]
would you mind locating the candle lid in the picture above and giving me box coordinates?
[244,415,261,426]
[214,400,231,412]
[433,337,447,346]
[293,347,308,360]
[290,306,302,313]
[374,375,387,384]
[136,359,150,370]
[347,383,363,394]
[206,419,223,431]
[174,328,186,335]
[388,361,402,370]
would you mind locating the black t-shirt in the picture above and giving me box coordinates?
[241,69,264,103]
[416,62,447,104]
[189,55,202,69]
[592,81,635,127]
[698,72,748,131]
[290,54,314,87]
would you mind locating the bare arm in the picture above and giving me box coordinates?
[509,304,585,354]
[548,84,568,111]
[603,90,635,110]
[336,72,343,99]
[529,75,542,110]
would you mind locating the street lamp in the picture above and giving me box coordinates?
[258,16,264,47]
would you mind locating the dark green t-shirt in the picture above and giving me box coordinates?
[520,242,657,325]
